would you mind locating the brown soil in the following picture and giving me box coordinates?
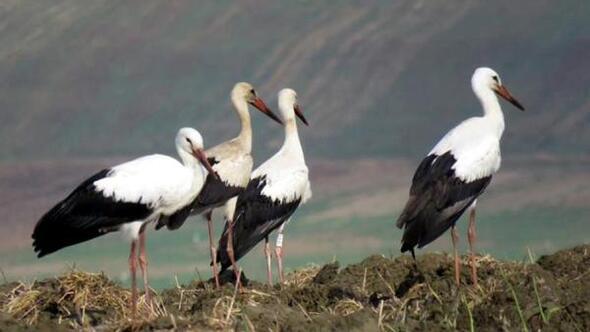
[1,245,589,331]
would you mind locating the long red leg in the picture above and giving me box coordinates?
[206,211,220,288]
[264,236,272,285]
[451,225,461,286]
[275,228,285,283]
[225,219,241,288]
[129,240,138,317]
[138,229,151,303]
[467,208,478,287]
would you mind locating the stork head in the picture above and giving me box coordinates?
[472,67,524,111]
[176,128,218,179]
[278,88,308,125]
[231,82,283,125]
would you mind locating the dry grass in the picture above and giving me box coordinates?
[0,269,166,329]
[1,246,588,331]
[0,256,538,331]
[207,295,241,329]
[2,282,41,325]
[360,254,541,331]
[283,264,320,288]
[333,298,364,316]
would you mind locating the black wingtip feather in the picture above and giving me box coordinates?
[31,169,152,257]
[400,241,414,254]
[154,204,192,231]
[397,151,493,255]
[214,176,302,271]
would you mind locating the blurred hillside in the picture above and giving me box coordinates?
[1,0,589,161]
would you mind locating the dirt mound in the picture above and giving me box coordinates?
[1,245,589,331]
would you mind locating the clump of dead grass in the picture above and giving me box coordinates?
[1,270,166,328]
[206,273,243,330]
[2,246,587,331]
[283,264,321,288]
[243,288,272,307]
[2,281,41,325]
[332,298,364,316]
[207,295,241,329]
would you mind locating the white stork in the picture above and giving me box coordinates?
[155,82,282,287]
[32,127,216,313]
[217,88,311,285]
[396,67,524,286]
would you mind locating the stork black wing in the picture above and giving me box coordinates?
[157,157,244,230]
[216,176,301,272]
[191,172,244,214]
[396,151,492,253]
[32,169,152,257]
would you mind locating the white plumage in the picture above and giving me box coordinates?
[253,161,309,203]
[252,89,310,203]
[32,127,215,312]
[430,119,502,182]
[153,82,282,289]
[95,155,202,216]
[210,153,254,188]
[101,153,205,242]
[397,67,524,286]
[185,82,282,219]
[217,88,311,285]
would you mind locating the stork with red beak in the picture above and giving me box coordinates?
[32,128,216,314]
[156,82,282,287]
[217,88,311,285]
[396,67,525,286]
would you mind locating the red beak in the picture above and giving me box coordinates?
[494,85,525,111]
[193,149,219,180]
[249,97,283,125]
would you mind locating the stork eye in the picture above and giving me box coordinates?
[250,89,256,95]
[492,76,499,82]
[185,137,192,144]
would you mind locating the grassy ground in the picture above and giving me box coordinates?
[1,244,588,331]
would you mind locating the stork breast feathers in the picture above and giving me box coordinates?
[429,117,502,183]
[256,168,309,203]
[212,154,253,188]
[450,138,501,182]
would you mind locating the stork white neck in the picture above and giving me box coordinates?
[277,93,304,160]
[231,92,253,152]
[281,118,304,158]
[472,78,505,138]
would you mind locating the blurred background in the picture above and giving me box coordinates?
[0,0,588,289]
